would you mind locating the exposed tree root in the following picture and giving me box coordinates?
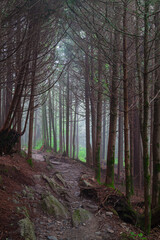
[79,176,160,230]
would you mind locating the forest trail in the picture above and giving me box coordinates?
[0,151,158,240]
[32,152,121,240]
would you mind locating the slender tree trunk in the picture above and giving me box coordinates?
[152,1,160,209]
[118,96,123,178]
[102,101,106,160]
[135,1,143,134]
[73,98,77,159]
[63,86,65,152]
[27,25,40,159]
[45,105,49,148]
[70,90,73,157]
[142,0,151,234]
[49,90,57,152]
[76,106,79,159]
[90,44,96,167]
[59,83,63,152]
[42,104,46,148]
[33,110,37,148]
[85,43,92,166]
[123,0,131,201]
[105,6,119,186]
[66,70,70,156]
[48,100,52,148]
[95,48,102,182]
[55,93,58,150]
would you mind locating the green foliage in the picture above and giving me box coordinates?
[46,149,52,153]
[68,0,76,4]
[34,139,43,150]
[78,147,86,162]
[2,168,8,174]
[105,63,109,70]
[120,231,147,240]
[27,158,33,168]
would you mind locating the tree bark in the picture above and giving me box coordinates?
[85,43,92,166]
[105,5,119,187]
[102,101,106,160]
[152,0,160,209]
[123,0,131,201]
[66,70,70,156]
[95,48,102,182]
[73,97,77,159]
[118,96,123,178]
[59,83,63,152]
[142,0,151,234]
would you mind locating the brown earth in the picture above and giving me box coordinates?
[0,150,159,240]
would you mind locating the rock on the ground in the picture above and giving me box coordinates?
[42,175,65,194]
[106,228,114,234]
[72,207,93,227]
[19,217,36,240]
[106,211,113,217]
[47,236,58,240]
[42,193,69,219]
[55,172,67,188]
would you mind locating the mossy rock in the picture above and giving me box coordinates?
[19,217,36,240]
[72,208,93,227]
[42,193,69,219]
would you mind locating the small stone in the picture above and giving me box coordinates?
[106,228,114,234]
[33,175,41,180]
[106,211,113,217]
[95,232,101,235]
[96,237,102,240]
[120,223,130,232]
[13,198,19,204]
[47,237,58,240]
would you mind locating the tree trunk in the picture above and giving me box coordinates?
[142,0,151,234]
[90,44,96,167]
[85,44,92,166]
[123,1,131,201]
[102,101,106,160]
[118,96,123,178]
[33,110,37,148]
[95,48,102,182]
[49,89,57,152]
[27,24,40,159]
[59,83,63,152]
[70,90,73,157]
[152,1,160,209]
[66,71,70,156]
[63,86,65,152]
[73,98,77,159]
[76,105,79,159]
[105,6,119,187]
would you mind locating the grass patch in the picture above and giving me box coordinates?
[27,158,33,167]
[34,140,43,150]
[78,147,86,163]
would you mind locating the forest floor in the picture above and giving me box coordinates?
[0,150,160,240]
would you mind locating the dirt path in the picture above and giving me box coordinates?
[30,153,130,240]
